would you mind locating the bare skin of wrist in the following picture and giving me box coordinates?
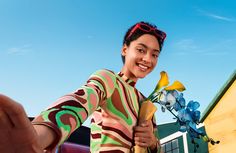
[150,138,162,153]
[33,124,57,150]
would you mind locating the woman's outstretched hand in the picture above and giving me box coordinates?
[0,94,44,153]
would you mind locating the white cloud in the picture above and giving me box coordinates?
[173,39,232,56]
[206,13,234,22]
[174,39,197,51]
[199,39,233,56]
[197,9,235,22]
[7,44,32,55]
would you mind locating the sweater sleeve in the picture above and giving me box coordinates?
[32,69,116,150]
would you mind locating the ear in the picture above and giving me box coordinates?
[121,44,128,56]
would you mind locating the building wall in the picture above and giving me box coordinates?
[204,80,236,153]
[158,122,208,153]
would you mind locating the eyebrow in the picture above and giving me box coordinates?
[137,43,160,53]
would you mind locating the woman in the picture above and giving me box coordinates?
[0,21,166,153]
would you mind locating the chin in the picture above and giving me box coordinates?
[136,73,148,79]
[133,69,152,79]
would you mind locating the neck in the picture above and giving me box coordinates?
[120,67,138,82]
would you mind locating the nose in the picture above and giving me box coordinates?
[142,53,152,64]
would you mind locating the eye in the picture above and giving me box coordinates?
[137,48,145,53]
[152,53,159,58]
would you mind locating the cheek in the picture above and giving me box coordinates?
[127,53,138,63]
[152,59,158,68]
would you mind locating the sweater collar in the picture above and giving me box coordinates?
[118,72,136,87]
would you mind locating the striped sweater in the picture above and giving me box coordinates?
[33,69,158,153]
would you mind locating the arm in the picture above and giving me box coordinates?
[0,69,116,152]
[33,124,57,150]
[32,69,116,150]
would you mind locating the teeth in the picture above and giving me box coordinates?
[138,64,148,70]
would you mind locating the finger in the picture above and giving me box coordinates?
[143,120,153,126]
[134,126,142,132]
[0,108,14,129]
[138,120,148,127]
[135,142,147,147]
[135,136,155,148]
[0,94,31,128]
[134,125,151,133]
[134,137,149,147]
[0,145,12,153]
[135,132,152,140]
[0,110,13,152]
[135,136,148,142]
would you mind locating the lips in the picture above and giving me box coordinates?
[137,63,150,71]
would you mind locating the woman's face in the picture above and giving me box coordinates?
[121,34,160,82]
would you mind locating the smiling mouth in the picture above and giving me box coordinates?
[137,63,149,71]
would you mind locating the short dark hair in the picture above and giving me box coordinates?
[121,21,166,63]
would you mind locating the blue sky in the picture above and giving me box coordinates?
[0,0,235,127]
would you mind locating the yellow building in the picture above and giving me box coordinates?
[200,70,236,153]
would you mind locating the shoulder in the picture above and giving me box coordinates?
[89,69,117,81]
[92,69,116,76]
[88,69,117,91]
[87,69,117,98]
